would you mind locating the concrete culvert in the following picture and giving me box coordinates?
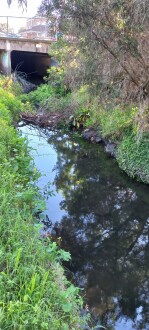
[11,50,51,83]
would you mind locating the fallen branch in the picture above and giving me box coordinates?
[20,111,64,128]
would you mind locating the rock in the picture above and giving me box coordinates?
[95,136,102,143]
[82,128,94,140]
[82,128,102,143]
[104,142,116,157]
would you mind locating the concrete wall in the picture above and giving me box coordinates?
[0,38,51,53]
[0,49,11,74]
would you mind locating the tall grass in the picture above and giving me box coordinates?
[0,78,85,329]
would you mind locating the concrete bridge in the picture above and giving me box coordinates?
[0,36,54,77]
[0,16,57,77]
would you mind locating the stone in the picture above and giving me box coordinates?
[82,128,102,143]
[104,142,116,157]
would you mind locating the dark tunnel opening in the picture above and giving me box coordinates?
[11,50,51,84]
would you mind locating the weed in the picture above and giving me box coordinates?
[20,84,55,108]
[99,106,138,140]
[0,78,87,329]
[0,87,24,122]
[117,132,149,183]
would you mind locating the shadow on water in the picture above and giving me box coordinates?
[20,125,149,330]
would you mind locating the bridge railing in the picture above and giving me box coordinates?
[0,15,57,41]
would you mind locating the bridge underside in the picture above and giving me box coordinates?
[11,50,51,81]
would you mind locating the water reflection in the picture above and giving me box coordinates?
[21,126,149,330]
[47,131,149,330]
[19,125,67,221]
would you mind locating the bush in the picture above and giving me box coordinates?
[46,66,67,96]
[0,74,23,96]
[99,106,138,140]
[117,132,149,183]
[0,102,11,124]
[20,84,55,107]
[44,93,72,113]
[0,87,24,122]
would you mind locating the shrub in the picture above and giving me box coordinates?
[0,74,23,96]
[0,87,24,122]
[99,106,138,140]
[20,84,55,107]
[44,93,72,113]
[72,85,90,111]
[117,132,149,183]
[46,66,67,96]
[66,86,91,128]
[0,102,11,124]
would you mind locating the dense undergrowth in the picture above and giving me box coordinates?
[23,82,149,184]
[0,76,86,329]
[89,102,149,183]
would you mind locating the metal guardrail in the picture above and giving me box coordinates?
[0,15,57,41]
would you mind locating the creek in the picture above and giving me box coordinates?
[20,124,149,330]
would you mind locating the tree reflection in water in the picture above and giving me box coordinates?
[44,130,149,328]
[45,130,149,330]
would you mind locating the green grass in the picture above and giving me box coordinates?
[20,84,55,107]
[98,106,138,140]
[21,81,149,183]
[20,84,91,117]
[0,80,86,329]
[117,132,149,183]
[0,87,24,123]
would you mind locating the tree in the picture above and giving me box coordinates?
[7,0,27,7]
[39,0,149,108]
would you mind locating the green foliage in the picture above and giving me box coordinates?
[117,132,149,183]
[49,39,70,64]
[0,74,23,96]
[89,102,149,183]
[84,97,100,128]
[46,66,67,96]
[70,107,90,128]
[20,82,72,115]
[46,38,83,92]
[74,86,91,126]
[46,0,149,103]
[43,92,72,113]
[0,87,24,122]
[99,106,138,140]
[0,79,86,329]
[0,102,11,124]
[73,85,90,109]
[21,84,91,128]
[45,39,74,95]
[20,84,54,107]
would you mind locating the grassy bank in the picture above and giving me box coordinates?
[22,83,149,184]
[0,77,86,329]
[89,103,149,184]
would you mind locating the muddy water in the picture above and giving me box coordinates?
[20,125,149,330]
